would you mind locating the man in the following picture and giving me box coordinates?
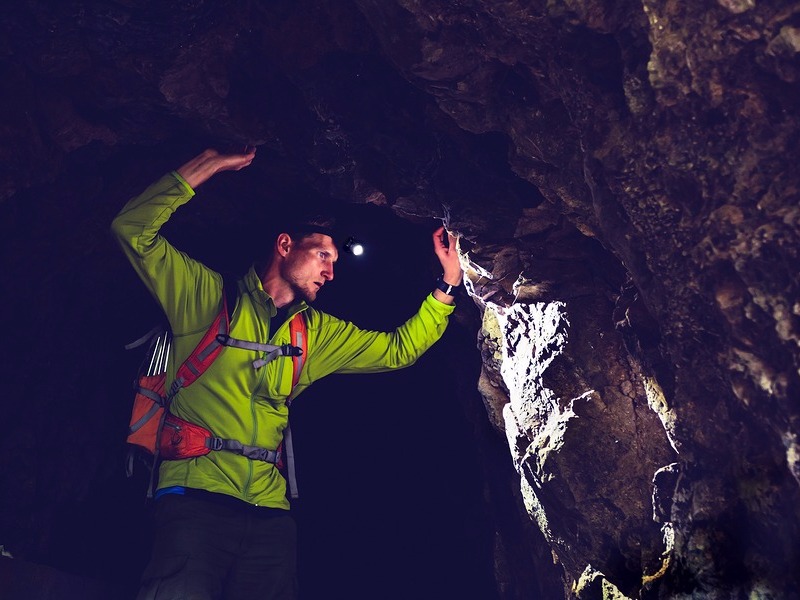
[111,147,463,600]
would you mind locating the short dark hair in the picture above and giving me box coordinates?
[254,213,337,271]
[283,215,337,243]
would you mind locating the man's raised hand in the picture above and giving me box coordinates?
[176,146,257,190]
[431,226,463,307]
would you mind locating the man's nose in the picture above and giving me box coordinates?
[322,265,334,281]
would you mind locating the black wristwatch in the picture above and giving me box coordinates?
[435,276,460,296]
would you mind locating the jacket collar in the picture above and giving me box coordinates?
[244,265,308,319]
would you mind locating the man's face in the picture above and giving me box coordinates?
[281,233,338,303]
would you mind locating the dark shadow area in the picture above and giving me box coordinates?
[0,145,498,599]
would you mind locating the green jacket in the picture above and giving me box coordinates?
[112,172,454,509]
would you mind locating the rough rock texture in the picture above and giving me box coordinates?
[1,1,799,599]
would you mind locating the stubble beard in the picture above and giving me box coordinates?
[296,285,316,303]
[288,277,318,304]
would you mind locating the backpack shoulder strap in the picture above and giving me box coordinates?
[169,277,233,399]
[288,311,308,389]
[284,310,308,499]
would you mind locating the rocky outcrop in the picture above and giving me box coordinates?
[1,1,798,598]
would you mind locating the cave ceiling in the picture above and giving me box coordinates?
[2,1,800,599]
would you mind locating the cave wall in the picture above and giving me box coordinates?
[1,1,799,599]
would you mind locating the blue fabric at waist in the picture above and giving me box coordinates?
[155,486,185,499]
[155,486,289,517]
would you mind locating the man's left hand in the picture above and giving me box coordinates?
[432,226,463,305]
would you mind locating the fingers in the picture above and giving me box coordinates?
[431,225,463,285]
[234,146,256,170]
[432,226,458,253]
[433,227,459,269]
[432,226,446,250]
[217,144,256,157]
[177,146,257,188]
[230,152,256,171]
[217,146,257,171]
[225,145,256,157]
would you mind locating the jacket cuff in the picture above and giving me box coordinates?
[170,170,195,195]
[426,292,456,313]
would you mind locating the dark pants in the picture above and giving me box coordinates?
[136,493,297,600]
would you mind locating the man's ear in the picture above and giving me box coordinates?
[276,233,292,257]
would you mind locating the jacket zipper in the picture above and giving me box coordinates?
[243,363,267,499]
[242,308,301,500]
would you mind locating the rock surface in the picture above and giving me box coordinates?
[1,1,798,598]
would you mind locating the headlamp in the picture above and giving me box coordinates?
[343,236,365,256]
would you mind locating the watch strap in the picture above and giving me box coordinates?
[435,277,459,296]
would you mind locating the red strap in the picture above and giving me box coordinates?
[289,312,308,388]
[174,296,230,388]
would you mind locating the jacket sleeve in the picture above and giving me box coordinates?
[303,294,454,380]
[110,172,222,335]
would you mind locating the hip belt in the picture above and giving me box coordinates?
[160,413,283,467]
